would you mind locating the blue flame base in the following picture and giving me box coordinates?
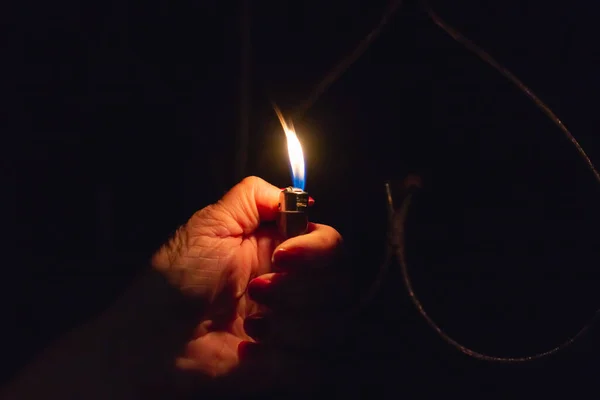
[290,167,305,191]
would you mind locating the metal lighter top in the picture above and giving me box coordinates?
[277,187,309,239]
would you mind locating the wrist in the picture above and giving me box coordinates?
[100,268,205,397]
[3,268,205,400]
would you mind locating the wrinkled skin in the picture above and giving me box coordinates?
[151,176,343,383]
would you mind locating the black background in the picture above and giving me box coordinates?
[2,0,600,397]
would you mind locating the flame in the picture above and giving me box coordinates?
[274,105,305,190]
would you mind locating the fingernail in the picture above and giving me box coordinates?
[238,340,261,359]
[271,247,303,267]
[248,278,272,302]
[249,277,271,290]
[272,247,290,264]
[244,317,269,340]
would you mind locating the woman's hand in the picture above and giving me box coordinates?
[2,176,346,400]
[151,176,344,388]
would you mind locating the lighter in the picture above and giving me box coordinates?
[273,104,310,238]
[277,187,309,239]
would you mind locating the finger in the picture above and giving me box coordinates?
[248,272,357,312]
[176,340,322,397]
[271,223,343,270]
[175,331,242,378]
[243,315,270,341]
[233,341,323,395]
[243,313,344,350]
[217,176,281,233]
[252,224,284,277]
[173,341,265,398]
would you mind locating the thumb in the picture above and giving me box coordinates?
[216,176,281,234]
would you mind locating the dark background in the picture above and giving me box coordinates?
[2,0,600,397]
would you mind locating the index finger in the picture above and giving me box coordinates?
[271,223,343,270]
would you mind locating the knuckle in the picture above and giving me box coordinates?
[193,204,236,237]
[322,225,343,247]
[240,175,262,189]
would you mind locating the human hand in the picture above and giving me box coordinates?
[151,176,344,392]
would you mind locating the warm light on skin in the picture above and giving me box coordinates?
[274,106,305,190]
